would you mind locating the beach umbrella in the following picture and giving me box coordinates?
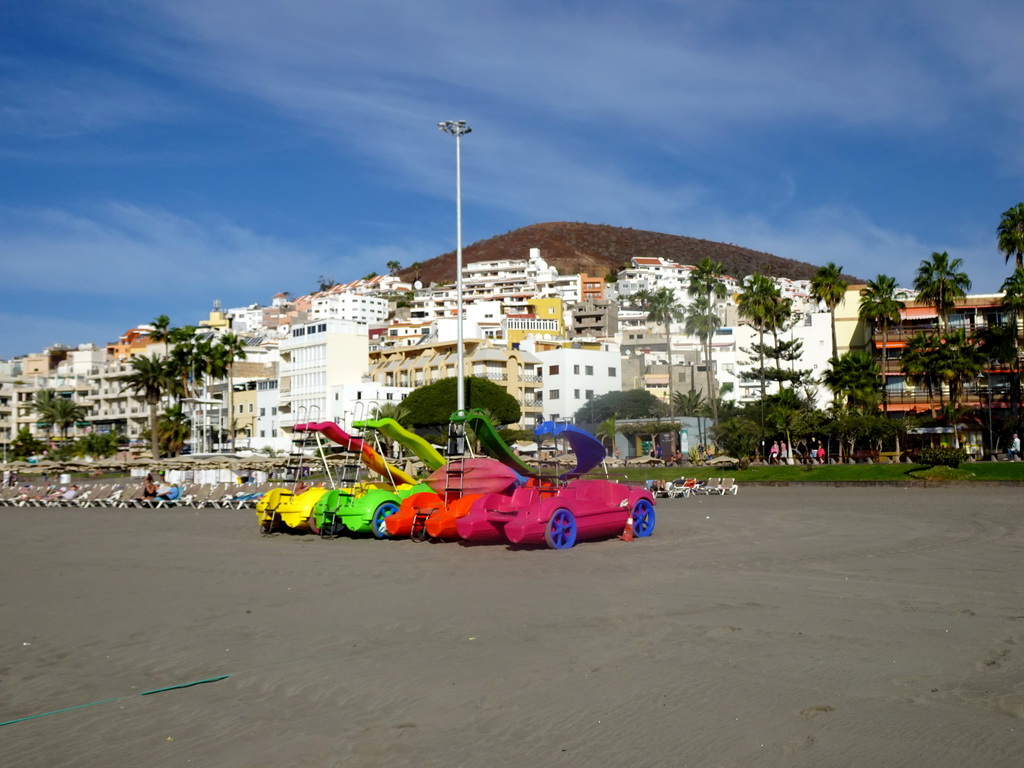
[627,455,664,465]
[0,460,33,471]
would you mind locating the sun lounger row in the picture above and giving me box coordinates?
[0,482,276,509]
[659,477,739,497]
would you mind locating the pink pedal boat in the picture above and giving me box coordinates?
[457,478,655,549]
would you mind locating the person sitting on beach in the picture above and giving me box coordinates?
[139,480,158,500]
[1007,433,1020,460]
[156,484,182,501]
[61,485,79,502]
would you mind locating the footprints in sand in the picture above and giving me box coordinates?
[798,704,834,719]
[706,626,742,639]
[889,639,1023,719]
[978,647,1009,671]
[782,734,815,754]
[779,705,833,756]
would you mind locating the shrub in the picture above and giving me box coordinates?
[918,445,966,469]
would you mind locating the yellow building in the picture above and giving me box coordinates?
[503,296,565,348]
[832,284,872,356]
[199,301,231,330]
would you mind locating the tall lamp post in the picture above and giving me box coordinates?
[438,119,472,413]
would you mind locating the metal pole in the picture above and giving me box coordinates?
[455,129,464,413]
[438,120,471,413]
[987,359,994,454]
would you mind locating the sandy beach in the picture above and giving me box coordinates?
[1,486,1022,767]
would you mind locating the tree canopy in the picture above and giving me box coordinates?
[573,388,663,423]
[401,377,521,427]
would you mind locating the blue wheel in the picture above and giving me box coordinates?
[371,500,400,539]
[544,507,578,549]
[632,499,656,537]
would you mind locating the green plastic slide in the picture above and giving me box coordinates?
[452,409,538,477]
[354,418,447,470]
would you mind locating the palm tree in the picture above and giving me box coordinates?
[686,258,727,429]
[999,267,1024,415]
[931,329,985,415]
[737,274,782,404]
[642,287,687,433]
[930,329,986,447]
[116,355,174,459]
[683,295,722,426]
[32,391,87,446]
[859,275,904,413]
[822,351,881,411]
[150,314,172,344]
[810,262,848,361]
[158,404,191,458]
[913,251,971,329]
[978,321,1020,420]
[672,388,708,416]
[386,260,402,275]
[30,389,59,444]
[997,203,1024,271]
[902,331,940,417]
[167,325,200,403]
[370,401,412,424]
[217,332,249,451]
[48,398,87,443]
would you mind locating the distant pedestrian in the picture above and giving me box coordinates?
[769,441,779,463]
[1008,433,1020,460]
[780,441,788,464]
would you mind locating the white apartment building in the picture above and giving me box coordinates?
[718,311,835,407]
[329,381,414,432]
[248,380,290,453]
[532,343,622,423]
[277,318,370,429]
[307,291,389,325]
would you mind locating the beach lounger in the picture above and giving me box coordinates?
[672,478,698,498]
[718,478,738,495]
[695,477,722,495]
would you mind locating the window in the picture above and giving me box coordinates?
[549,390,560,400]
[259,407,265,417]
[248,404,254,413]
[573,365,580,374]
[549,365,559,375]
[585,389,593,399]
[260,430,266,438]
[271,407,277,416]
[608,367,617,377]
[585,365,593,375]
[574,389,580,398]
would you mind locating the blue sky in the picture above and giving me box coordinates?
[2,0,1022,359]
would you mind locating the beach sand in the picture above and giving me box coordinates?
[1,486,1022,767]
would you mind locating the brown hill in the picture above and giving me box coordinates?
[404,222,837,285]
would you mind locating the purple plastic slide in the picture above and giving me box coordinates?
[534,422,606,479]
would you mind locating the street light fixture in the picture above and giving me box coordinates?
[438,120,471,414]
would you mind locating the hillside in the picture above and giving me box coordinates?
[403,222,839,285]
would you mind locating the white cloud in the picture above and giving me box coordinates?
[0,203,336,299]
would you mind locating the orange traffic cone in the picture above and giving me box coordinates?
[620,515,635,542]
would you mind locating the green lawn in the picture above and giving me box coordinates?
[620,460,1024,484]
